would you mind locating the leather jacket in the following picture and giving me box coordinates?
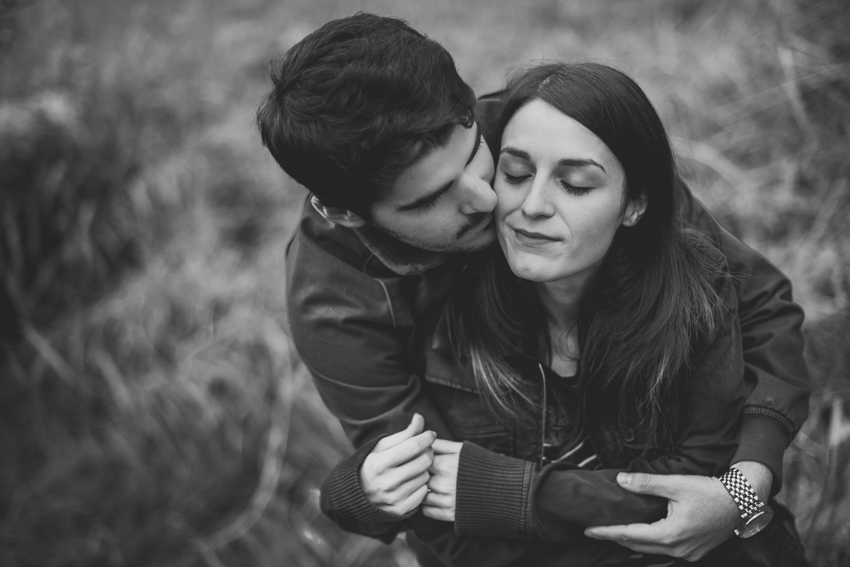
[286,98,810,566]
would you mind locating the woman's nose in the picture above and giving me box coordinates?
[521,179,555,218]
[458,173,497,216]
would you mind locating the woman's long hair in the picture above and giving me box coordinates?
[446,63,726,449]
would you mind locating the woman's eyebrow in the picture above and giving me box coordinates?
[500,147,606,173]
[500,147,529,160]
[558,158,605,172]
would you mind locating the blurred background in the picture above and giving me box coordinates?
[0,0,848,565]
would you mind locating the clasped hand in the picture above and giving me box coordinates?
[360,414,461,520]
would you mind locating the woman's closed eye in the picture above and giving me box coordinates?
[501,171,531,185]
[558,180,593,196]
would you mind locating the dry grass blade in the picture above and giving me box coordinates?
[22,324,79,388]
[778,45,818,140]
[190,337,295,553]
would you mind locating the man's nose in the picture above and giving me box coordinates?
[458,173,497,216]
[521,179,555,218]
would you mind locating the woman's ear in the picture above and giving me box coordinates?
[622,192,648,227]
[311,195,367,229]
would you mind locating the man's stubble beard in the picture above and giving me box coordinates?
[372,215,496,254]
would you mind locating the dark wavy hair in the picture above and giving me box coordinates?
[256,12,476,217]
[446,63,726,449]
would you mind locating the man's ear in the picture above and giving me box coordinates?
[311,195,367,229]
[622,191,648,227]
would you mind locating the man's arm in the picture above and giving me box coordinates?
[286,205,457,446]
[292,206,635,565]
[681,184,810,487]
[581,187,811,560]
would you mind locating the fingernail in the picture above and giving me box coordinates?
[584,529,598,539]
[617,472,631,486]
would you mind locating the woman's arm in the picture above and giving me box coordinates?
[429,278,748,543]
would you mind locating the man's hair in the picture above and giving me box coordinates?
[257,13,476,216]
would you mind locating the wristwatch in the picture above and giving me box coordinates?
[718,466,774,538]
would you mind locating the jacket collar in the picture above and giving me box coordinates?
[353,222,451,276]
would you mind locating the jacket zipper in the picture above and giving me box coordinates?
[538,362,548,467]
[538,362,593,468]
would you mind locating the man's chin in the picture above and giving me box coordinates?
[370,221,496,254]
[449,228,497,253]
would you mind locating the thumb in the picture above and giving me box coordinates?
[616,472,682,498]
[374,413,424,452]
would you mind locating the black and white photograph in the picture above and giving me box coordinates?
[1,1,848,565]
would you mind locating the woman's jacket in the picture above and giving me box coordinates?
[320,257,757,566]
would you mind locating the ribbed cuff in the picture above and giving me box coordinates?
[320,435,413,543]
[455,441,534,539]
[732,413,790,496]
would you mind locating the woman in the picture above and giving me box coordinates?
[322,63,805,566]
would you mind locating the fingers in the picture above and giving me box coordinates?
[432,439,463,454]
[392,470,430,502]
[616,472,686,498]
[584,523,673,555]
[383,483,429,517]
[384,450,434,490]
[367,468,431,512]
[584,522,666,543]
[422,505,454,522]
[375,430,436,469]
[426,469,455,494]
[374,413,425,452]
[423,489,453,508]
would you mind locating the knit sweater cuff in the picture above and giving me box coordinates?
[455,441,534,539]
[320,435,413,543]
[732,413,790,496]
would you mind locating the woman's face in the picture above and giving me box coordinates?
[495,99,641,283]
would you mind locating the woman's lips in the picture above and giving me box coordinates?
[512,226,560,245]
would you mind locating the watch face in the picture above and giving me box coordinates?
[740,507,775,538]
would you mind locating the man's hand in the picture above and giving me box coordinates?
[360,413,436,516]
[422,439,462,522]
[584,467,765,561]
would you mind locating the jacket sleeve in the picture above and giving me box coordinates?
[453,277,749,543]
[285,213,458,449]
[680,184,810,491]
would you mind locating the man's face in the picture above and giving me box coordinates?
[368,123,498,253]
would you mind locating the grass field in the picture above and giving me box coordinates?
[1,0,848,565]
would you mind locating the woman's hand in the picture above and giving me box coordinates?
[360,414,436,516]
[423,439,463,522]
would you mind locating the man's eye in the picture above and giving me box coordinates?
[417,197,439,211]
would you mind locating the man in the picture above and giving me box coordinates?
[257,13,809,566]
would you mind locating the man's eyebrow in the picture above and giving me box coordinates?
[500,147,606,173]
[465,123,483,166]
[396,124,481,212]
